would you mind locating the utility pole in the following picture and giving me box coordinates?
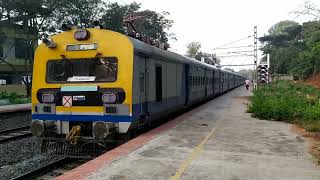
[253,26,258,89]
[267,53,270,82]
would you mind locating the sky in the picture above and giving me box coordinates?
[110,0,320,70]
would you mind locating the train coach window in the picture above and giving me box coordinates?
[188,76,192,86]
[155,66,162,102]
[46,57,117,83]
[0,45,3,58]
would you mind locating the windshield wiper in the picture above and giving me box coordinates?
[56,55,73,79]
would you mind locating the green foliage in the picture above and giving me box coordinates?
[133,10,175,44]
[237,69,254,80]
[268,20,300,35]
[9,97,31,104]
[0,91,9,99]
[0,91,30,104]
[42,0,105,31]
[1,1,175,44]
[248,81,320,132]
[185,41,201,58]
[101,2,175,44]
[101,2,140,33]
[260,20,320,79]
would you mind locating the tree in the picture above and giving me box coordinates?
[260,19,320,79]
[267,20,300,35]
[0,0,50,96]
[100,2,175,44]
[292,1,320,20]
[259,20,304,75]
[224,68,235,72]
[186,41,201,58]
[42,0,105,33]
[133,10,175,44]
[237,69,254,80]
[101,2,140,33]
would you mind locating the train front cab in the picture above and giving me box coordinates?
[30,29,135,146]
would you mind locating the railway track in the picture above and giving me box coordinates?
[11,157,69,180]
[0,126,32,143]
[11,157,87,180]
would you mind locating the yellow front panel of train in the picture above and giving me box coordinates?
[31,28,133,116]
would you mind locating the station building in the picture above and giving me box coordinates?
[0,22,37,84]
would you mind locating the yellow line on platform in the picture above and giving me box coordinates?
[170,121,222,180]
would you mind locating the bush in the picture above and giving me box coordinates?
[248,81,320,132]
[0,91,31,105]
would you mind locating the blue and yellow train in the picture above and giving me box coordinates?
[30,27,245,157]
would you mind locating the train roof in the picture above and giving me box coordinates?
[129,37,219,70]
[129,37,244,77]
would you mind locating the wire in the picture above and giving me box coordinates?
[213,45,253,50]
[220,64,255,67]
[217,54,254,58]
[214,35,253,49]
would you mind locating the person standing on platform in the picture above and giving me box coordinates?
[245,79,251,90]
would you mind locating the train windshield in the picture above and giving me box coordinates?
[46,57,117,83]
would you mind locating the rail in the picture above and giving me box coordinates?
[0,126,32,143]
[11,158,70,180]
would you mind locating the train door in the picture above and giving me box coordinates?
[184,64,190,106]
[139,56,149,121]
[228,74,230,90]
[204,69,207,97]
[220,71,223,93]
[212,70,215,96]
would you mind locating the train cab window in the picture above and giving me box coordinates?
[46,57,117,83]
[155,66,162,102]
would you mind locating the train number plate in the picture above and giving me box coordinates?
[73,96,85,101]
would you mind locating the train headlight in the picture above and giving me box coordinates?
[31,120,45,137]
[102,93,117,104]
[41,94,55,103]
[93,122,109,139]
[74,29,90,40]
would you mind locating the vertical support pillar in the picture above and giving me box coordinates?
[267,53,270,83]
[254,26,258,89]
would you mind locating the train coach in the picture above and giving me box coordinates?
[30,27,245,157]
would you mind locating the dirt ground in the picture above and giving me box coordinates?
[291,125,320,164]
[296,74,320,162]
[302,74,320,88]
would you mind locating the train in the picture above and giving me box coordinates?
[30,27,245,157]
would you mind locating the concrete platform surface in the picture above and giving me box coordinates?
[0,103,31,113]
[59,87,320,180]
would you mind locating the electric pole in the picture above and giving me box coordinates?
[254,26,258,89]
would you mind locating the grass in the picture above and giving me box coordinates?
[0,91,31,105]
[248,81,320,132]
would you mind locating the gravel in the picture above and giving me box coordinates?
[0,112,67,179]
[0,137,61,180]
[0,111,31,131]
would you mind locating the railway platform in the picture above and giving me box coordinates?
[0,103,31,113]
[58,87,320,180]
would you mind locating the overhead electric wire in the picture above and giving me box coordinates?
[213,45,253,50]
[220,64,255,67]
[217,54,254,58]
[213,35,253,49]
